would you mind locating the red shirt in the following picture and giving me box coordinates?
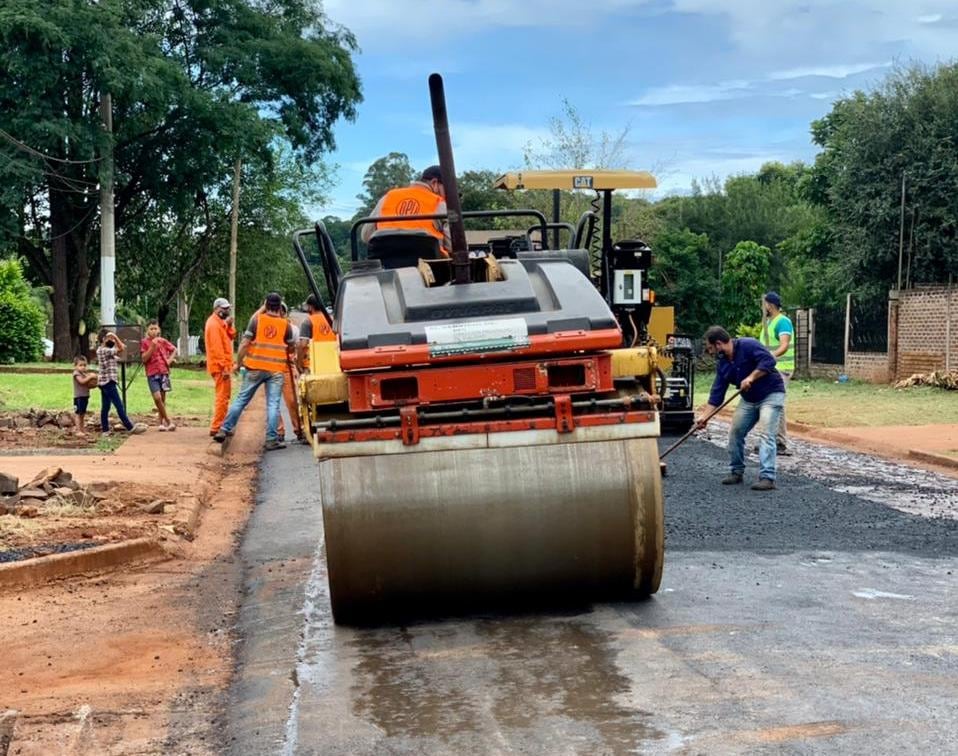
[141,337,176,377]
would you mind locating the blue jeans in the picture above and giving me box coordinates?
[728,391,785,481]
[99,381,133,432]
[220,370,284,443]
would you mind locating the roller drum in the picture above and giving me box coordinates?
[319,438,664,624]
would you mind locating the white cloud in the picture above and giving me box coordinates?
[628,80,752,106]
[446,122,551,170]
[669,0,958,61]
[324,0,649,47]
[768,62,890,80]
[918,13,943,23]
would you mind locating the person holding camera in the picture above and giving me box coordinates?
[96,328,146,436]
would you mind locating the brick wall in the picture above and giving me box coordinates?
[894,286,958,380]
[845,351,889,383]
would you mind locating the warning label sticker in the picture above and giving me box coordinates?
[425,318,530,356]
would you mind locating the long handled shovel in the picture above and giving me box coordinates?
[659,389,742,462]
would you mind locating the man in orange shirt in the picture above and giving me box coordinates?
[204,297,236,436]
[360,165,451,255]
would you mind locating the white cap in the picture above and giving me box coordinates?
[213,297,231,309]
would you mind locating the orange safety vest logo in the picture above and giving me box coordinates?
[244,313,288,373]
[395,197,422,215]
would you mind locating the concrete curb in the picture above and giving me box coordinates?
[0,537,170,591]
[908,449,958,470]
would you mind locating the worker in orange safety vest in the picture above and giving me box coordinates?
[296,293,336,372]
[360,165,451,255]
[213,292,295,451]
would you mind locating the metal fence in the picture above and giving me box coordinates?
[810,306,845,364]
[849,297,888,352]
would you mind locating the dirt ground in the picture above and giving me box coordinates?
[1,424,224,557]
[789,422,958,477]
[0,404,264,754]
[0,412,206,452]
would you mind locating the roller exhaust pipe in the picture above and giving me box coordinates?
[428,73,470,285]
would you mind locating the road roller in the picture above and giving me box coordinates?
[291,74,665,624]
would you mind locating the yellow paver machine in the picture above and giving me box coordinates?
[291,75,672,624]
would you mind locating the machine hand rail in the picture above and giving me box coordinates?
[526,221,576,250]
[350,208,550,261]
[573,210,598,251]
[292,225,336,326]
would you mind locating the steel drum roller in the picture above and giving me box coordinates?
[320,438,664,624]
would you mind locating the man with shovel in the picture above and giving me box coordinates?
[696,326,786,491]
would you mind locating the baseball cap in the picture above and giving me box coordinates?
[265,292,283,308]
[763,292,782,307]
[421,165,442,182]
[213,297,230,309]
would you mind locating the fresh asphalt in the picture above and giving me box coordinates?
[224,427,958,755]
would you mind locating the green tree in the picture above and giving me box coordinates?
[0,257,45,363]
[720,241,772,332]
[809,63,958,296]
[0,0,361,358]
[648,228,717,337]
[355,153,415,217]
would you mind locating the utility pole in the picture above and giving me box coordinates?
[896,171,906,291]
[229,158,241,310]
[99,92,116,327]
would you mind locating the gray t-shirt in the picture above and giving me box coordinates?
[73,369,91,398]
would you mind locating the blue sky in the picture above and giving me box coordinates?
[320,0,958,218]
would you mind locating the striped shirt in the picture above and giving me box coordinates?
[96,346,120,386]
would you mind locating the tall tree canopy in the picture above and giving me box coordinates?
[809,63,958,298]
[355,152,415,218]
[0,0,361,358]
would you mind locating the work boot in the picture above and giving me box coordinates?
[751,478,776,491]
[213,429,227,443]
[777,443,791,456]
[264,440,287,451]
[721,473,743,485]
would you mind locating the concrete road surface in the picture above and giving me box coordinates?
[225,430,958,755]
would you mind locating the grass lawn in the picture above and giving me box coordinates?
[0,366,214,420]
[694,374,958,428]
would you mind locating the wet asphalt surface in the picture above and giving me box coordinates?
[226,428,958,755]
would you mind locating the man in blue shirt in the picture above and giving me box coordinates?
[696,326,786,491]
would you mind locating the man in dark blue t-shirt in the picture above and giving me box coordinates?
[696,326,786,491]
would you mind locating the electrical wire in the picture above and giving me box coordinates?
[628,311,638,348]
[0,128,103,166]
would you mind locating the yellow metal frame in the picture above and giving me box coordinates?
[492,170,657,191]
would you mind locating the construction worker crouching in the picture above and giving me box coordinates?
[360,165,452,256]
[213,292,296,451]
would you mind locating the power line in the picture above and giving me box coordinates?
[0,127,103,166]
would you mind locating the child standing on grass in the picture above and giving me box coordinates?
[140,320,178,431]
[97,328,146,436]
[71,355,98,437]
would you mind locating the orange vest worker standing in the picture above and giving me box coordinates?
[297,294,336,372]
[213,293,295,452]
[204,297,236,436]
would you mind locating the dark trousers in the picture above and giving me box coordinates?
[99,381,133,432]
